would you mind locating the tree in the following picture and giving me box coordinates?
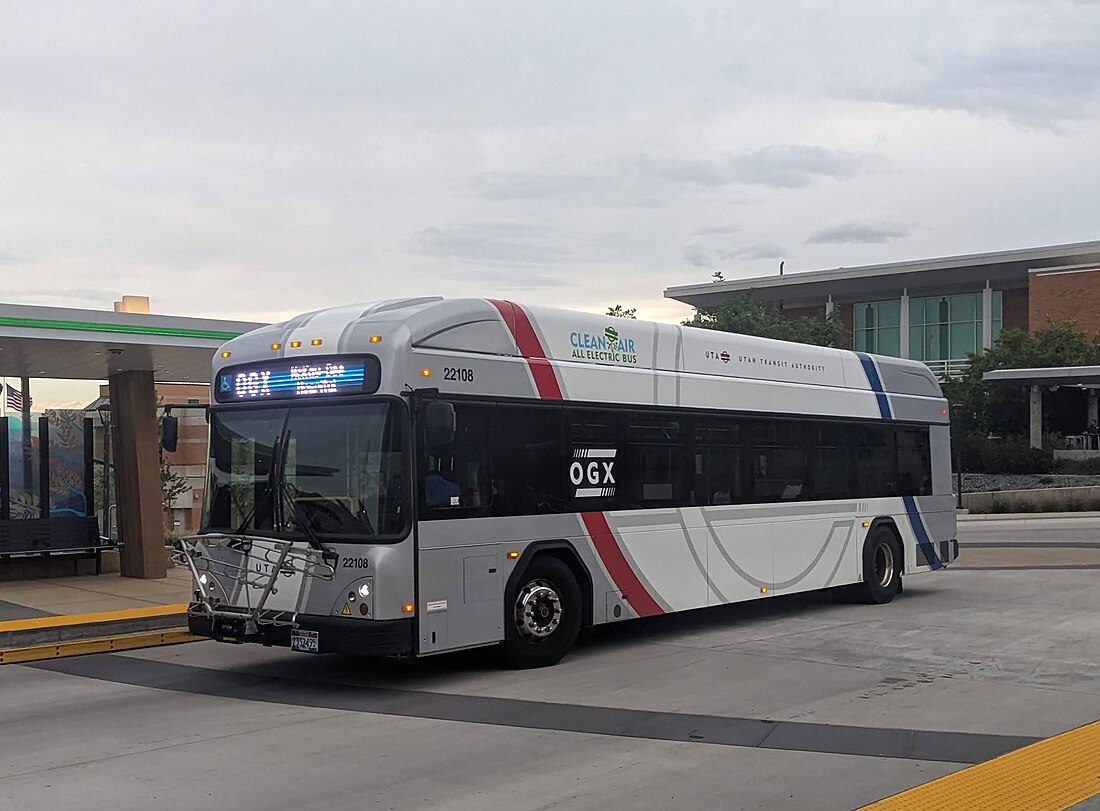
[683,290,845,348]
[941,321,1100,437]
[155,399,190,512]
[606,304,637,319]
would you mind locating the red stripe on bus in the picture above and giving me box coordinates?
[580,512,664,617]
[488,299,563,400]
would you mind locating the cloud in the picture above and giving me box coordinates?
[438,267,568,290]
[807,220,912,244]
[409,222,574,264]
[642,145,872,189]
[0,252,25,266]
[683,243,714,268]
[717,241,787,261]
[692,226,740,236]
[5,287,118,306]
[468,171,667,209]
[725,146,868,188]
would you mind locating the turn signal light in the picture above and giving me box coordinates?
[420,368,431,378]
[506,551,519,559]
[861,521,871,528]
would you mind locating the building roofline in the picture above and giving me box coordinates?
[664,239,1100,300]
[983,366,1100,386]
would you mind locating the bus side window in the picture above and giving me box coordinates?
[489,406,566,516]
[423,404,492,513]
[566,410,622,510]
[694,417,743,506]
[750,420,809,501]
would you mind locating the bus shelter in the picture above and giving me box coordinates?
[983,366,1100,450]
[0,302,260,579]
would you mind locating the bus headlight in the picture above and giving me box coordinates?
[358,581,371,598]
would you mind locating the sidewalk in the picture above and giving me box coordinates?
[958,510,1100,522]
[0,566,197,664]
[0,566,193,621]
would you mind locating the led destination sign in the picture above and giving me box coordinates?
[214,355,380,403]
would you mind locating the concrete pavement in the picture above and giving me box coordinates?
[0,516,1098,810]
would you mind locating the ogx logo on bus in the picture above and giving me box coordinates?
[569,325,638,365]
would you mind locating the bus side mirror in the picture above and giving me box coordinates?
[423,401,455,448]
[161,414,179,452]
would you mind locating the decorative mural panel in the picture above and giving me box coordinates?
[48,410,87,517]
[5,415,41,519]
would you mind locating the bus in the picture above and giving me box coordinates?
[176,297,957,668]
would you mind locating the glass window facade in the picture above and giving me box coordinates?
[908,292,1001,362]
[853,300,901,356]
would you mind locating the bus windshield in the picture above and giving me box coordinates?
[203,401,408,541]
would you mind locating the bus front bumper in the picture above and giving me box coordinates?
[188,605,414,656]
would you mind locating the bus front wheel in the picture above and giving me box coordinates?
[501,556,583,669]
[857,527,902,604]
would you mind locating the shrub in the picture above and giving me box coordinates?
[1054,457,1100,475]
[957,433,1054,473]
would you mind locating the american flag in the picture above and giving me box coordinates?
[5,384,30,412]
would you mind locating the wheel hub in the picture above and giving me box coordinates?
[515,579,563,640]
[875,542,895,588]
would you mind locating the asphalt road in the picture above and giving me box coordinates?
[2,516,1098,811]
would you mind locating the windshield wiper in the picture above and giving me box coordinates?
[232,433,280,535]
[272,428,328,555]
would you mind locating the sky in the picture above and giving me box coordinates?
[2,1,1100,408]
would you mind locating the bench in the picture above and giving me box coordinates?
[0,517,118,575]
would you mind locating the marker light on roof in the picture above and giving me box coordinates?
[290,340,302,348]
[220,351,231,358]
[271,343,282,351]
[311,338,323,346]
[369,335,382,343]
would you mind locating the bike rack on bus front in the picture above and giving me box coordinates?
[174,534,335,633]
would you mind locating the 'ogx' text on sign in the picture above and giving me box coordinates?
[570,448,617,498]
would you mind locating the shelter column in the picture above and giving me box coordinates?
[899,289,910,358]
[982,282,993,350]
[109,370,167,579]
[1029,385,1043,450]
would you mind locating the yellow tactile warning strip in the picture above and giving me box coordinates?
[859,718,1100,811]
[0,603,189,634]
[0,629,199,665]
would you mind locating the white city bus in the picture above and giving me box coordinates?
[177,298,957,668]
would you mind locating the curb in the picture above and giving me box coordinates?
[958,511,1100,522]
[0,629,199,665]
[0,604,190,649]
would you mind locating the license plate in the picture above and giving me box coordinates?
[290,630,319,653]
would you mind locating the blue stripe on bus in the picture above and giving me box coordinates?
[856,352,892,420]
[902,495,943,570]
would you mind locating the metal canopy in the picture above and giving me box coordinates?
[0,303,263,383]
[983,366,1100,387]
[664,239,1100,310]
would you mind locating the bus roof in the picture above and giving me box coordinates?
[217,297,943,400]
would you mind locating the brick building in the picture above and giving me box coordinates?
[85,382,210,535]
[664,240,1100,378]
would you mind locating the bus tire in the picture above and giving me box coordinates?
[501,556,583,669]
[857,526,902,605]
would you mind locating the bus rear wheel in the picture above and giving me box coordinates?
[501,556,582,669]
[857,527,902,604]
